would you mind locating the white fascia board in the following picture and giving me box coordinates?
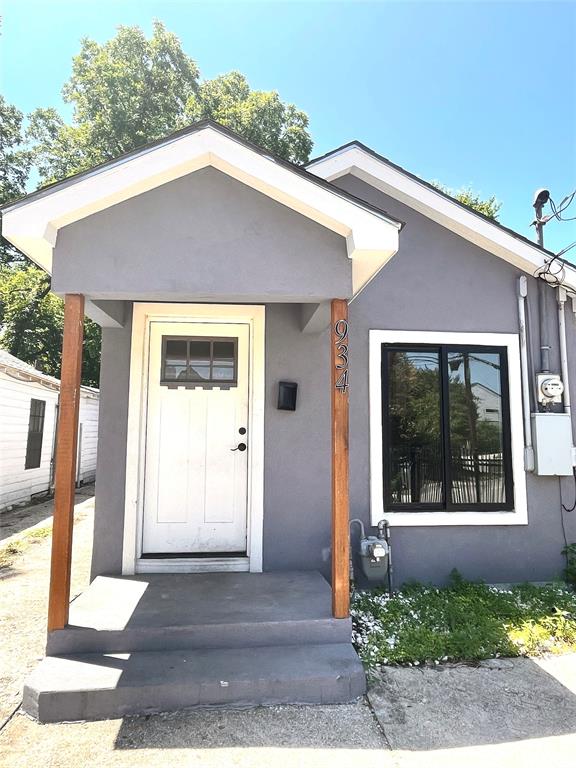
[2,127,400,296]
[308,146,576,292]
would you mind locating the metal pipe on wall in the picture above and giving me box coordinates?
[518,276,535,470]
[539,280,551,374]
[534,197,551,375]
[557,286,572,417]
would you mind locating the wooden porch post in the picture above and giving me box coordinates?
[47,294,84,631]
[331,299,350,618]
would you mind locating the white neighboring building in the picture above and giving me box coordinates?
[0,350,99,512]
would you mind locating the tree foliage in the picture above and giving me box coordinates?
[0,96,32,266]
[185,71,312,163]
[432,181,501,219]
[29,21,312,184]
[0,266,101,386]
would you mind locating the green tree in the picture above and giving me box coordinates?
[29,21,312,184]
[186,71,312,163]
[0,266,101,386]
[0,96,32,266]
[432,181,501,219]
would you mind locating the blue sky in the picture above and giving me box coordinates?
[2,0,575,253]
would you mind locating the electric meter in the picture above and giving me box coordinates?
[537,373,564,404]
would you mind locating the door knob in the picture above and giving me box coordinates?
[231,442,247,452]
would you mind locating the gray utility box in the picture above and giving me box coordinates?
[531,413,575,476]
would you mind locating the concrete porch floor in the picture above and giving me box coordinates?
[47,570,352,655]
[66,571,337,629]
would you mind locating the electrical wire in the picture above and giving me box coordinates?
[560,472,576,564]
[557,242,576,258]
[535,257,566,287]
[550,192,576,222]
[532,189,576,286]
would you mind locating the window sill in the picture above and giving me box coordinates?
[370,509,528,527]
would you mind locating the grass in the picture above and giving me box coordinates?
[0,524,52,569]
[351,570,576,668]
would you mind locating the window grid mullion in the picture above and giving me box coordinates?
[440,346,451,511]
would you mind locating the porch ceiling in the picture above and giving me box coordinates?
[1,121,402,298]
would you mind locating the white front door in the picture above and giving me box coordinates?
[142,321,250,555]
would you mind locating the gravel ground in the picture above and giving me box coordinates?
[0,489,95,728]
[0,486,95,544]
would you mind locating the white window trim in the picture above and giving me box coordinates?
[122,303,265,574]
[369,330,528,527]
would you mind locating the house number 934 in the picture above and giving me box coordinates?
[334,319,349,393]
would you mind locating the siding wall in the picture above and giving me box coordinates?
[0,371,100,513]
[0,372,59,511]
[77,395,99,484]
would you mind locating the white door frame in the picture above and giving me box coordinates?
[122,303,265,574]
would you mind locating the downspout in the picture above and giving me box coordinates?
[518,276,534,470]
[539,280,551,374]
[557,286,571,417]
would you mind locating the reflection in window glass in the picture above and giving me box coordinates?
[212,341,235,380]
[383,344,511,511]
[388,350,443,505]
[161,337,238,385]
[447,351,505,505]
[188,341,211,380]
[163,340,187,381]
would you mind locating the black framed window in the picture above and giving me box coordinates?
[161,337,237,386]
[381,344,513,511]
[25,398,46,470]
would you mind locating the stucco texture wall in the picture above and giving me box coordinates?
[53,167,350,303]
[91,306,132,579]
[335,173,576,585]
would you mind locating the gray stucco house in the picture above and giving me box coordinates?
[2,121,576,721]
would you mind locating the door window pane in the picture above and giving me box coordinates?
[447,351,506,505]
[188,341,211,380]
[161,337,237,385]
[212,341,235,381]
[387,350,443,505]
[163,340,187,381]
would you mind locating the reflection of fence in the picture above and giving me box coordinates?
[391,448,505,505]
[451,451,505,504]
[391,448,443,504]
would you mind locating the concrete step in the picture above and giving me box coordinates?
[24,643,366,723]
[47,616,352,655]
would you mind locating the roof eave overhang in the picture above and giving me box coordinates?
[1,125,401,299]
[307,145,576,293]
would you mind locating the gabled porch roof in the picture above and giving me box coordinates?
[1,120,402,299]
